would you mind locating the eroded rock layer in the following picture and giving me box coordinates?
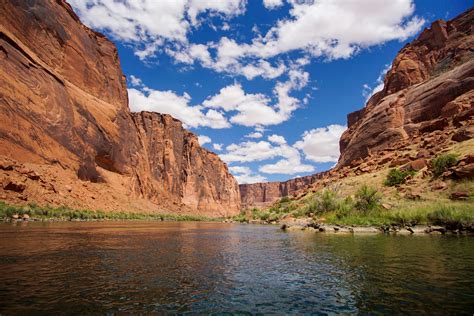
[0,0,240,217]
[241,9,474,209]
[338,9,474,167]
[240,172,329,209]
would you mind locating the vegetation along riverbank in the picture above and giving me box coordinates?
[232,151,474,234]
[0,201,215,222]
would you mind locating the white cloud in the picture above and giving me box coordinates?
[222,22,231,31]
[129,75,143,87]
[219,140,314,175]
[69,0,247,58]
[294,124,347,163]
[213,143,223,151]
[268,134,286,145]
[128,78,230,129]
[198,135,212,145]
[263,0,284,10]
[240,60,287,80]
[259,158,314,175]
[71,0,424,81]
[245,131,263,139]
[202,75,306,127]
[221,141,279,163]
[187,0,246,26]
[229,166,267,184]
[247,0,424,60]
[69,0,189,42]
[363,63,392,100]
[165,0,423,78]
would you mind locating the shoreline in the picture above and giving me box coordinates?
[2,216,473,235]
[280,222,473,235]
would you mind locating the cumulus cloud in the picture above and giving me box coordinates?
[220,139,314,175]
[229,166,267,184]
[129,75,143,87]
[268,134,286,145]
[247,0,425,60]
[198,135,212,145]
[128,78,230,129]
[259,157,314,174]
[294,124,347,163]
[187,0,246,26]
[69,0,247,62]
[71,0,423,81]
[69,0,189,42]
[245,131,263,139]
[213,143,223,151]
[263,0,284,10]
[202,69,307,127]
[220,141,279,163]
[165,0,423,77]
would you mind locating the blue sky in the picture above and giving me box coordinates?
[69,0,472,184]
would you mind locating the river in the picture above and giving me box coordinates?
[0,221,473,314]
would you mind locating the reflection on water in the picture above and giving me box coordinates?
[0,221,473,314]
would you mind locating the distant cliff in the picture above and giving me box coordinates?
[240,9,474,209]
[0,0,240,217]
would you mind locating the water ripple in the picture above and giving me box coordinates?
[0,222,473,314]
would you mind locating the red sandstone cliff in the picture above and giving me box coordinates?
[338,9,474,167]
[240,9,474,209]
[240,172,329,209]
[0,0,240,217]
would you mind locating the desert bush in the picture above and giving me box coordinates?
[354,185,382,213]
[232,213,247,223]
[384,168,415,186]
[432,153,458,177]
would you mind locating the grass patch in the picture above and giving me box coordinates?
[354,185,382,213]
[0,201,214,222]
[432,153,458,177]
[384,168,415,186]
[326,201,473,227]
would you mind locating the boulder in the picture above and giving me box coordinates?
[431,180,447,190]
[3,180,26,193]
[450,192,470,200]
[453,157,474,180]
[401,158,427,171]
[452,125,474,142]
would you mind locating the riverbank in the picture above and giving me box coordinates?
[0,201,216,222]
[278,217,473,235]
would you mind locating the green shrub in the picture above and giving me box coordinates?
[384,168,415,186]
[279,196,291,203]
[354,185,382,213]
[335,196,354,219]
[432,153,458,177]
[305,189,339,216]
[267,212,280,222]
[317,189,338,213]
[232,213,248,223]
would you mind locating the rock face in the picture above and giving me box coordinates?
[240,9,474,210]
[338,9,474,167]
[0,0,240,217]
[240,172,329,209]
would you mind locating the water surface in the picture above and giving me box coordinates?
[0,221,473,314]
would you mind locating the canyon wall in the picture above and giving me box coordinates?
[241,9,474,209]
[0,0,240,217]
[240,172,330,209]
[338,9,474,167]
